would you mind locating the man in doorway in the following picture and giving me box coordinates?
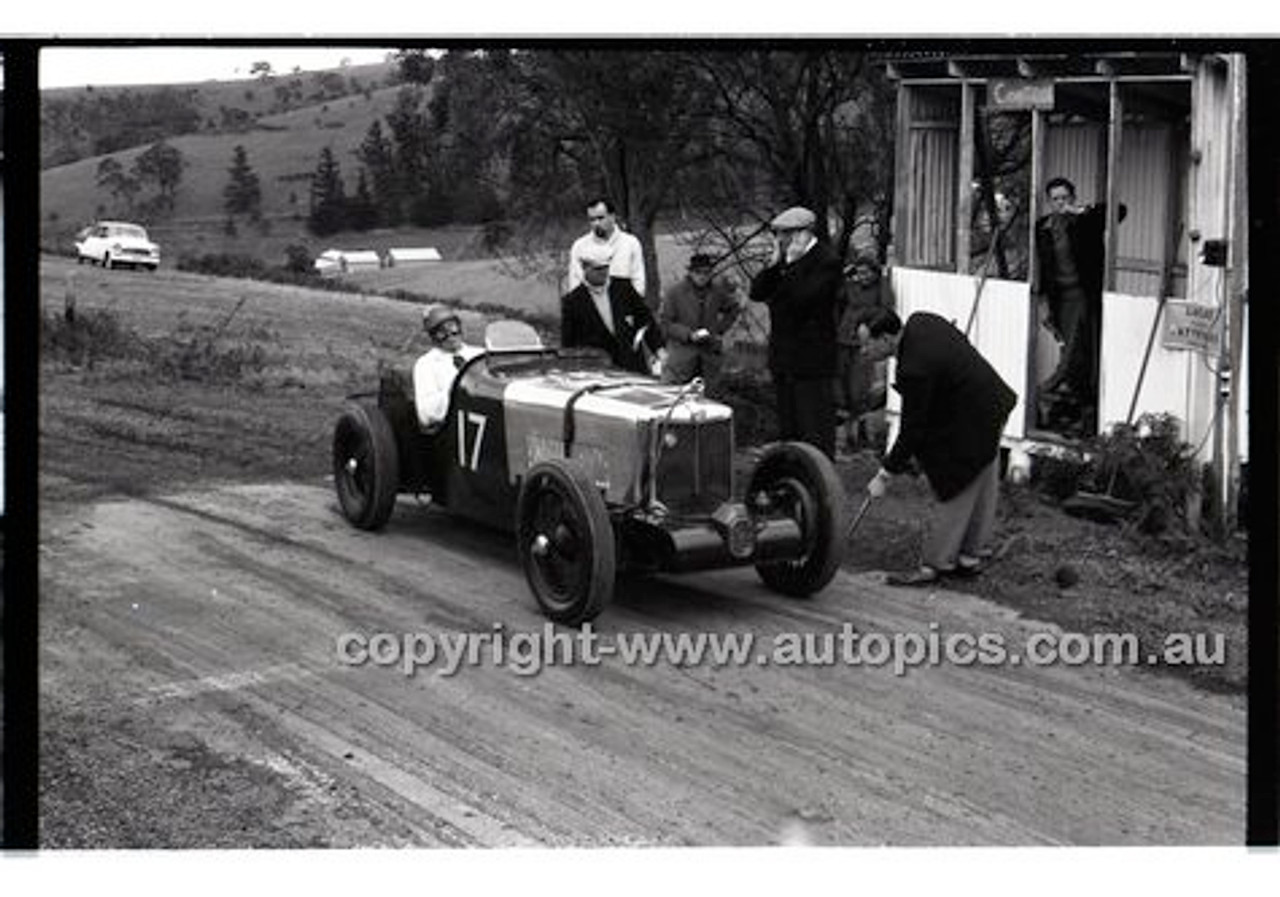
[1033,176,1125,436]
[865,309,1018,586]
[748,206,846,459]
[658,252,741,394]
[567,196,646,300]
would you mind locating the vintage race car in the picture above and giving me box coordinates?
[332,321,846,625]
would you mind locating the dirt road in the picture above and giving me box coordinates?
[40,478,1245,846]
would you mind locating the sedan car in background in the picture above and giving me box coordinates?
[75,221,161,271]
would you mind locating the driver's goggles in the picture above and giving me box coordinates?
[430,322,462,339]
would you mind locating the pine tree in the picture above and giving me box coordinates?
[349,171,377,231]
[356,120,400,226]
[308,146,347,236]
[222,145,263,221]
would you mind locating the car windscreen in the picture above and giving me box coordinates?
[110,225,148,240]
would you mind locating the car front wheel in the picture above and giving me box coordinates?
[332,403,400,530]
[516,459,616,626]
[748,441,847,598]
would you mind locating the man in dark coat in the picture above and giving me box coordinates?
[659,252,741,394]
[865,310,1018,586]
[748,206,847,459]
[1033,176,1125,435]
[561,245,665,376]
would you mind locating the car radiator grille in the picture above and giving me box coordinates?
[654,418,732,515]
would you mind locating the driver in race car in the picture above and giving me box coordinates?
[413,305,483,430]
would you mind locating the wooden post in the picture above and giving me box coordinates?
[1224,54,1248,531]
[956,81,975,275]
[1104,79,1124,292]
[1027,107,1047,433]
[893,82,914,269]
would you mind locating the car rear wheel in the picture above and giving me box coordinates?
[333,403,400,530]
[748,441,846,597]
[516,459,616,626]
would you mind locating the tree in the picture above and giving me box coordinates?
[132,140,186,213]
[384,85,434,211]
[395,50,437,86]
[490,49,723,305]
[348,171,378,231]
[356,119,400,226]
[222,144,262,221]
[95,156,140,215]
[689,50,896,265]
[308,146,347,236]
[250,60,274,82]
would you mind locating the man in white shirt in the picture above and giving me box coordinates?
[566,197,646,300]
[413,306,483,430]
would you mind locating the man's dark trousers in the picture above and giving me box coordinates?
[774,374,836,459]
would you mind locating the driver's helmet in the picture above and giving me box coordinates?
[423,305,462,338]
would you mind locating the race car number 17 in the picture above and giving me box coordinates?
[457,410,488,471]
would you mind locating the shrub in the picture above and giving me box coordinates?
[1078,412,1202,535]
[177,252,269,279]
[154,333,268,383]
[283,244,312,275]
[42,307,139,367]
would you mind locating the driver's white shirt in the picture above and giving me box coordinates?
[413,344,483,429]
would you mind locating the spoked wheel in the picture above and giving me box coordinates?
[332,402,400,530]
[516,459,615,626]
[748,441,846,597]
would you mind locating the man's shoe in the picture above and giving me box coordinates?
[885,567,941,587]
[945,562,982,579]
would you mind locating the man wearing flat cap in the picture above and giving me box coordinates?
[561,243,665,376]
[658,252,741,393]
[748,206,847,458]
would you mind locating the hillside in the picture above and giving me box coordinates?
[40,60,400,167]
[41,80,422,247]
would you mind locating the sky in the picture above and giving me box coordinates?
[38,46,401,90]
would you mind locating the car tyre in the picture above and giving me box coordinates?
[516,458,616,626]
[748,441,847,598]
[333,402,400,530]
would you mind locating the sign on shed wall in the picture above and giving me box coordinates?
[1161,300,1222,355]
[989,79,1055,110]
